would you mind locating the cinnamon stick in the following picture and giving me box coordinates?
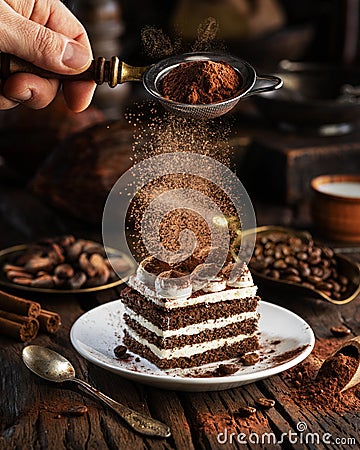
[38,309,61,334]
[0,290,41,317]
[0,311,39,342]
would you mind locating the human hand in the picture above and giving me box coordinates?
[0,0,95,112]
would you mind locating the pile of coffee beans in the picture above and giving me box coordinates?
[3,235,131,290]
[249,232,349,300]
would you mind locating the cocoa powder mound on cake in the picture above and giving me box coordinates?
[283,338,360,412]
[160,60,242,104]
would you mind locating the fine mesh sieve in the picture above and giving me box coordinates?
[142,52,283,120]
[0,51,282,119]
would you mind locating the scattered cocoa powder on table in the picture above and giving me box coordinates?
[160,60,242,104]
[283,338,360,412]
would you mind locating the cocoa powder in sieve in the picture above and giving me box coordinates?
[160,60,242,104]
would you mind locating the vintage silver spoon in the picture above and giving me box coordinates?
[22,345,171,438]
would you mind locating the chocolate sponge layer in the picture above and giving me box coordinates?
[124,314,258,349]
[121,286,259,330]
[123,331,259,369]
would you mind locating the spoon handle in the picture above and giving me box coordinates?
[0,53,147,86]
[72,378,171,438]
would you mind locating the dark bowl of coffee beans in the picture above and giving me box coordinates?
[242,226,360,304]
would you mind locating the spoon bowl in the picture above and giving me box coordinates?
[22,345,171,438]
[23,345,75,382]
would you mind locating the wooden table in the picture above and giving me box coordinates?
[0,170,359,450]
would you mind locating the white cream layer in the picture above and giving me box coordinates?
[124,305,258,338]
[126,326,256,359]
[128,275,257,309]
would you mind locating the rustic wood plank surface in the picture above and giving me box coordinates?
[0,173,359,450]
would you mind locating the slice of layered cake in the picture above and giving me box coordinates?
[121,254,260,370]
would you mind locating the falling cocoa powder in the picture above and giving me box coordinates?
[141,26,181,60]
[160,60,242,104]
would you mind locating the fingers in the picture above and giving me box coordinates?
[0,0,96,111]
[1,74,59,110]
[0,88,19,110]
[0,1,92,74]
[63,80,96,112]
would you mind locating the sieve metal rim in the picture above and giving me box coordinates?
[142,51,257,111]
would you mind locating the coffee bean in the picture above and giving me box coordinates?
[54,263,74,279]
[264,248,274,257]
[296,252,308,261]
[67,272,87,289]
[114,345,128,358]
[316,281,333,291]
[3,236,115,290]
[308,255,321,265]
[6,270,33,280]
[282,246,291,256]
[320,259,331,268]
[322,246,334,258]
[338,275,349,286]
[269,270,280,279]
[310,247,322,258]
[284,256,297,266]
[250,233,350,301]
[302,282,315,290]
[233,406,256,418]
[330,326,351,337]
[273,260,287,270]
[283,275,302,283]
[12,277,33,286]
[300,266,311,278]
[307,275,322,284]
[330,281,341,292]
[319,290,332,297]
[52,275,65,288]
[217,364,238,376]
[289,266,301,276]
[289,237,302,247]
[311,267,323,278]
[251,260,266,272]
[264,256,274,266]
[255,397,275,409]
[31,275,54,288]
[254,247,262,256]
[240,352,260,365]
[322,268,332,280]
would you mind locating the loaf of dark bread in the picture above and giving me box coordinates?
[30,120,133,224]
[0,95,104,178]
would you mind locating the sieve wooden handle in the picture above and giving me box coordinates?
[0,53,148,87]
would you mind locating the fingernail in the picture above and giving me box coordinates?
[9,89,32,102]
[62,42,91,70]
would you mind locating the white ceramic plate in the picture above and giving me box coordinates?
[70,300,315,392]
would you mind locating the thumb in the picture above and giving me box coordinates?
[1,9,92,74]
